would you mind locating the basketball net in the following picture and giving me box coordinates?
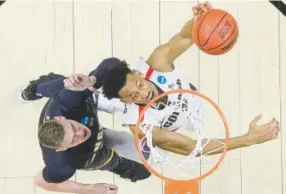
[134,89,230,194]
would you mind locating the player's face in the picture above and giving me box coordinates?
[119,73,159,104]
[56,118,92,150]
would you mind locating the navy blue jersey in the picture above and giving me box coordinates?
[35,57,124,183]
[39,89,109,183]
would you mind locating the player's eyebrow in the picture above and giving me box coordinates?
[135,80,139,87]
[129,80,139,98]
[70,123,76,144]
[129,91,135,98]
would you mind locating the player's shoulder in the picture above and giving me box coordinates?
[122,103,141,126]
[123,103,139,113]
[42,100,67,121]
[40,145,68,165]
[41,149,75,183]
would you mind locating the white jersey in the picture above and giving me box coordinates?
[122,58,202,131]
[92,91,125,114]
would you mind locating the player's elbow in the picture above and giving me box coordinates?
[34,172,56,191]
[181,147,192,156]
[129,125,146,140]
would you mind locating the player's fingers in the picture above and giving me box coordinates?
[107,190,118,194]
[265,125,279,138]
[192,6,198,16]
[74,75,82,83]
[205,1,213,10]
[105,184,118,194]
[201,5,208,12]
[250,114,262,127]
[105,183,118,189]
[273,122,280,133]
[272,133,279,139]
[198,3,208,12]
[276,121,280,131]
[71,75,83,86]
[63,79,68,87]
[105,184,118,190]
[70,75,78,85]
[64,79,75,89]
[260,118,276,128]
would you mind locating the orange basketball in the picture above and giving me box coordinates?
[192,9,238,55]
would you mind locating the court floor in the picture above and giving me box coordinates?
[0,1,285,194]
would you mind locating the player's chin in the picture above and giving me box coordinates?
[137,101,149,105]
[83,128,91,140]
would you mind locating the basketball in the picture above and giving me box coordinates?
[192,9,238,55]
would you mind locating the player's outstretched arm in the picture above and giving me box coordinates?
[35,170,118,194]
[129,115,279,156]
[146,2,212,72]
[202,115,280,156]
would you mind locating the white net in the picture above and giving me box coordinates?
[137,91,227,179]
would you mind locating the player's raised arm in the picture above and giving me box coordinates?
[56,74,96,110]
[146,2,212,72]
[129,115,279,156]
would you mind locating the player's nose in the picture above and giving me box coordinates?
[141,91,149,100]
[76,128,84,138]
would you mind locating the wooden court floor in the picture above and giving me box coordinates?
[0,1,285,194]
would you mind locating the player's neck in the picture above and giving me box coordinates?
[152,86,168,110]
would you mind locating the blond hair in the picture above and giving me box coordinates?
[38,120,65,148]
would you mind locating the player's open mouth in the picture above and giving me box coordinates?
[83,128,90,139]
[148,91,154,100]
[83,129,87,138]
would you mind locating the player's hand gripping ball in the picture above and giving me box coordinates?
[192,2,239,55]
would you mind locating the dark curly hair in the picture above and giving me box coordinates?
[102,60,132,99]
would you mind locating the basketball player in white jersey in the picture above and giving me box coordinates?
[22,2,280,158]
[61,2,280,157]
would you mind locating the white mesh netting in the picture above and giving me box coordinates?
[137,91,227,178]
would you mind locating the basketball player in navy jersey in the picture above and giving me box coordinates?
[25,73,151,194]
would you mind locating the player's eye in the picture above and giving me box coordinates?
[132,92,139,100]
[138,82,143,89]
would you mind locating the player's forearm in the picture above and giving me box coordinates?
[201,135,255,156]
[57,89,93,110]
[168,19,194,45]
[153,128,197,156]
[165,18,195,62]
[35,175,91,194]
[178,18,195,40]
[154,127,255,156]
[157,138,196,156]
[36,77,66,97]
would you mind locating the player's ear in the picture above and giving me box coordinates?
[55,147,67,152]
[54,116,65,121]
[133,70,144,77]
[120,99,131,104]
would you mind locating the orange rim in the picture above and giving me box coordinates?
[134,89,230,183]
